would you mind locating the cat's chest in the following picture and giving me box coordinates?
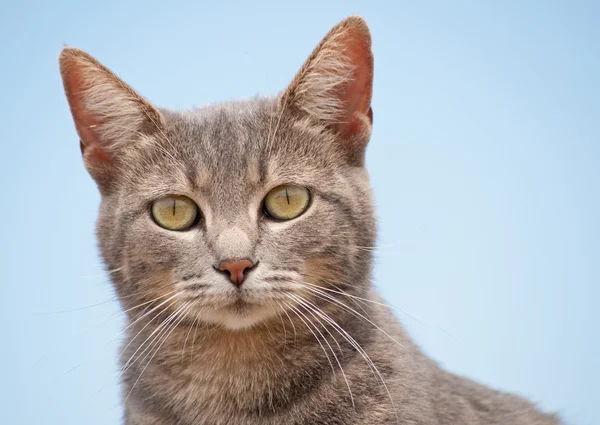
[129,345,302,416]
[122,323,400,425]
[126,345,372,425]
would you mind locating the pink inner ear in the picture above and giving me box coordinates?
[333,30,374,139]
[63,62,112,164]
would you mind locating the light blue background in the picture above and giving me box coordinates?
[1,1,598,424]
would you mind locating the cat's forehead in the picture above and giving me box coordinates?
[174,100,274,172]
[154,99,343,191]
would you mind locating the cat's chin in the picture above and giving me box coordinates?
[195,302,278,331]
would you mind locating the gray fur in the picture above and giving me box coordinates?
[59,16,562,425]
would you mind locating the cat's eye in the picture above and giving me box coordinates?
[151,195,199,231]
[264,185,310,221]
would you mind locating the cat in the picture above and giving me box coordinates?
[59,16,563,425]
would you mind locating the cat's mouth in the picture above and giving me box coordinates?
[177,277,286,329]
[197,297,278,330]
[197,289,267,313]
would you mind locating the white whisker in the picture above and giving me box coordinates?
[124,302,193,402]
[300,284,405,350]
[283,301,337,378]
[278,301,297,345]
[121,300,185,373]
[287,296,355,409]
[287,294,398,421]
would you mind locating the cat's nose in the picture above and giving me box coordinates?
[216,259,255,287]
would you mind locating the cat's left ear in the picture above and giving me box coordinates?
[59,47,165,191]
[280,16,374,165]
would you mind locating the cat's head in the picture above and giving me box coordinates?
[59,17,376,330]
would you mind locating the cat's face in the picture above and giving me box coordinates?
[96,103,375,329]
[60,17,375,329]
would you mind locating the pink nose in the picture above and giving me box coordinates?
[218,259,254,287]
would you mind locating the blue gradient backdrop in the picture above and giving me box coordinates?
[1,1,598,424]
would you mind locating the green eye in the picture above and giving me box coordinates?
[151,195,199,231]
[264,185,310,220]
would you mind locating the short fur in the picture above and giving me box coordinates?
[59,16,562,425]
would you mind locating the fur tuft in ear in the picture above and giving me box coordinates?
[280,16,374,158]
[59,47,164,186]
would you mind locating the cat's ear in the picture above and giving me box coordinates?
[280,16,374,164]
[59,47,164,189]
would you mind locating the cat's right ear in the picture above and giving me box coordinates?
[59,47,165,190]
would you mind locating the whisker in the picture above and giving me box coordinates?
[50,363,82,385]
[287,296,354,409]
[181,309,199,362]
[301,276,459,342]
[277,301,297,345]
[300,284,405,350]
[305,279,376,322]
[266,92,288,157]
[301,276,424,325]
[322,242,402,252]
[121,300,184,373]
[118,301,190,393]
[78,266,125,279]
[291,297,374,375]
[295,298,343,356]
[112,294,179,355]
[36,298,120,315]
[283,301,337,378]
[124,302,193,402]
[288,294,398,421]
[289,301,339,374]
[269,301,288,349]
[97,296,179,394]
[136,110,180,165]
[78,293,173,340]
[189,312,201,359]
[39,278,181,316]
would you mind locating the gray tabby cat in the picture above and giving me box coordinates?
[59,16,562,425]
